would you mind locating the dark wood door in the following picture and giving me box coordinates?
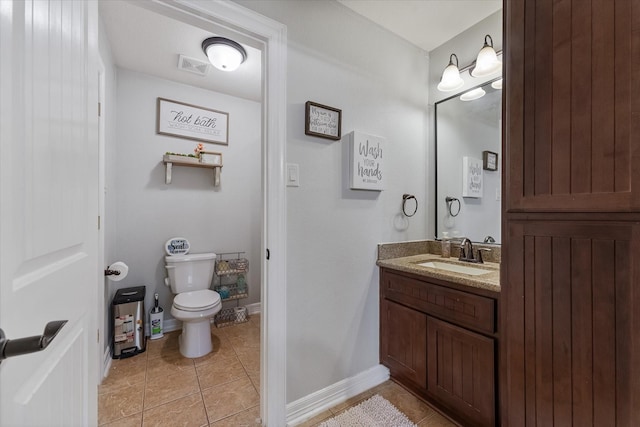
[502,0,640,425]
[380,299,427,388]
[427,316,495,427]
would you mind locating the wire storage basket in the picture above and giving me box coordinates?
[214,306,248,328]
[215,258,248,275]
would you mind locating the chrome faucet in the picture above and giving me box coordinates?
[458,238,475,262]
[458,238,491,264]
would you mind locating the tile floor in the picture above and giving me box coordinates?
[99,313,456,426]
[99,315,261,427]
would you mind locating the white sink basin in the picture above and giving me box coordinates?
[417,261,492,276]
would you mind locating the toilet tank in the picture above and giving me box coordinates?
[165,252,216,293]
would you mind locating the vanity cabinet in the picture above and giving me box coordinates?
[380,268,498,427]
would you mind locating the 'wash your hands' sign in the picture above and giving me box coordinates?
[462,156,483,198]
[349,131,385,191]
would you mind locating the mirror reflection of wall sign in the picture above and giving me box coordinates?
[483,150,498,171]
[157,98,229,145]
[462,156,483,198]
[305,101,342,140]
[349,131,385,191]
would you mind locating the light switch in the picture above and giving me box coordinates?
[495,188,501,201]
[287,163,300,187]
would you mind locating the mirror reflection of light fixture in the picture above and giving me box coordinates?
[460,87,486,101]
[471,35,502,77]
[202,37,247,72]
[491,78,503,90]
[437,53,465,92]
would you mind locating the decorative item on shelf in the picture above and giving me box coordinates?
[305,101,342,140]
[218,286,230,299]
[193,144,223,186]
[236,275,247,293]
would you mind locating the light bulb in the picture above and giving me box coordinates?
[471,35,502,78]
[460,87,486,101]
[437,53,464,92]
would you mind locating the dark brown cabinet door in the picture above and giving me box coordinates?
[427,316,495,427]
[380,299,427,388]
[503,221,639,426]
[505,0,640,212]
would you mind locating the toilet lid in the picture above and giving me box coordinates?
[173,290,221,312]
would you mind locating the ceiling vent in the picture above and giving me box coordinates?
[177,55,210,76]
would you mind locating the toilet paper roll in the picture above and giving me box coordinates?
[106,261,129,282]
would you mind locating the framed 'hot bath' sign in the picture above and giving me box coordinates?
[157,98,229,145]
[348,131,385,191]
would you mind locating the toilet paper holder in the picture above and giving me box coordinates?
[104,262,129,281]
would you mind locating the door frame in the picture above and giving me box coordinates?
[114,1,288,424]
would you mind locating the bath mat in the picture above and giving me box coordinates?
[318,394,417,427]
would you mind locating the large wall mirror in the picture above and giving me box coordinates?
[435,79,502,243]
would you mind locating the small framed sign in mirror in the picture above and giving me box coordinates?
[483,150,498,171]
[305,101,342,140]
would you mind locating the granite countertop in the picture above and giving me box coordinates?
[377,253,500,293]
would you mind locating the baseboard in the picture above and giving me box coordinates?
[143,304,261,336]
[102,346,112,380]
[285,364,390,426]
[245,302,261,315]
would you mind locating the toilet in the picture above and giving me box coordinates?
[164,238,221,358]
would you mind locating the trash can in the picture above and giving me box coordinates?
[112,286,146,359]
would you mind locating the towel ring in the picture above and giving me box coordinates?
[402,194,418,217]
[445,196,461,217]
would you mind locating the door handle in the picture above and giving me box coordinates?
[0,320,67,364]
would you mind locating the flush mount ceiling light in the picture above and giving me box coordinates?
[437,53,465,92]
[202,37,247,72]
[491,78,503,90]
[460,87,486,102]
[471,35,502,78]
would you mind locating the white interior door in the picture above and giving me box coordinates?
[0,1,99,425]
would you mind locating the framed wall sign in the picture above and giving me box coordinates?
[462,156,483,198]
[482,150,498,171]
[349,131,385,191]
[157,98,229,145]
[305,101,342,140]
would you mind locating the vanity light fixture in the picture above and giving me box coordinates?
[202,37,247,72]
[460,87,486,102]
[491,78,503,90]
[471,35,502,77]
[437,53,465,92]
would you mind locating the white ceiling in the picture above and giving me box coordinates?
[99,1,263,102]
[337,0,502,52]
[99,1,501,102]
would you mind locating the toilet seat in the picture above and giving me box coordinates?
[173,290,221,312]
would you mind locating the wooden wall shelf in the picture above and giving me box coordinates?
[162,154,221,185]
